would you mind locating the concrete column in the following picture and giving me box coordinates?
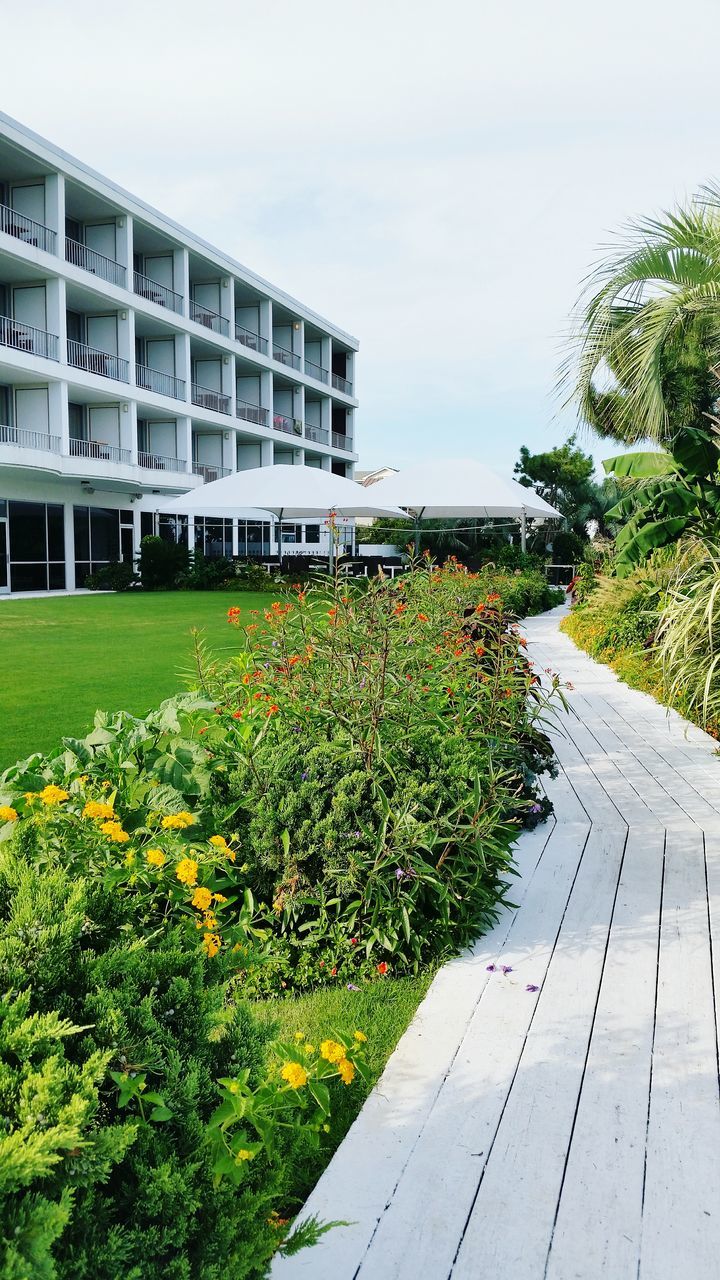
[176,332,191,402]
[260,368,272,426]
[220,273,234,332]
[222,353,235,415]
[222,427,235,473]
[231,519,239,557]
[321,335,332,380]
[44,172,65,242]
[45,276,66,350]
[320,394,331,441]
[63,500,76,591]
[121,400,138,464]
[260,437,273,467]
[293,318,304,367]
[174,247,190,314]
[115,214,133,276]
[294,446,305,466]
[261,299,272,353]
[178,415,192,472]
[48,380,69,454]
[293,383,304,437]
[320,453,331,472]
[118,307,135,386]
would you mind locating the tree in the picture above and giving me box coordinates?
[514,436,610,539]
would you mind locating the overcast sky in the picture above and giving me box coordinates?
[3,0,720,474]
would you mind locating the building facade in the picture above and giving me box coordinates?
[0,112,359,593]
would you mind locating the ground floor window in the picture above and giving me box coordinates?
[74,506,133,586]
[6,499,65,592]
[238,520,271,558]
[305,524,321,544]
[194,517,232,559]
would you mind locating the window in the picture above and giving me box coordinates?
[158,514,188,547]
[305,524,320,544]
[194,517,232,559]
[73,505,126,586]
[281,523,303,545]
[240,520,271,558]
[8,500,65,592]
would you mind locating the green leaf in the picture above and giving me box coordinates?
[603,451,676,479]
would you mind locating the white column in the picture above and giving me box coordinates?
[222,353,235,416]
[119,307,135,386]
[321,335,332,381]
[261,299,272,354]
[174,246,190,314]
[261,438,273,467]
[176,332,191,403]
[46,276,66,357]
[116,214,133,277]
[63,500,75,591]
[122,400,138,464]
[294,383,304,438]
[178,415,192,472]
[321,394,331,443]
[222,427,235,473]
[220,273,234,333]
[48,380,69,454]
[293,318,304,367]
[320,453,331,472]
[260,368,272,427]
[294,446,305,466]
[44,172,65,244]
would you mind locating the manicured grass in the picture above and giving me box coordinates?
[0,590,276,771]
[253,973,434,1212]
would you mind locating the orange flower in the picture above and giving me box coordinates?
[376,961,389,975]
[417,613,428,622]
[475,645,486,657]
[267,704,279,716]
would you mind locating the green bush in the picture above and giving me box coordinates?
[139,537,191,591]
[84,561,140,592]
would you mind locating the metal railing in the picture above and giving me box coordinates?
[69,437,131,464]
[332,431,353,451]
[193,462,232,483]
[138,451,187,472]
[235,323,268,355]
[189,298,230,336]
[236,399,268,426]
[332,372,353,395]
[67,340,129,382]
[273,412,303,436]
[133,270,184,314]
[191,382,231,415]
[0,314,59,360]
[273,343,301,371]
[0,424,61,452]
[304,422,329,444]
[135,363,186,400]
[305,358,329,384]
[0,202,56,254]
[65,237,126,287]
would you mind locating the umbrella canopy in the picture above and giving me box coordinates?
[370,458,560,519]
[162,464,410,521]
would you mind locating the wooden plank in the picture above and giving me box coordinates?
[354,819,593,1280]
[546,825,665,1279]
[639,828,720,1279]
[450,824,627,1280]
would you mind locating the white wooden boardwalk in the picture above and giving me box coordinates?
[272,606,720,1280]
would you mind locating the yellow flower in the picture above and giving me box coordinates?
[280,1062,309,1089]
[319,1039,345,1065]
[100,781,111,791]
[209,834,229,848]
[213,893,228,904]
[162,811,195,830]
[38,785,69,806]
[337,1057,355,1086]
[236,1148,254,1162]
[303,1044,315,1055]
[202,912,219,930]
[353,1030,367,1043]
[145,848,166,867]
[124,849,136,867]
[202,931,221,958]
[228,1081,240,1094]
[191,886,213,911]
[82,800,115,821]
[293,1031,305,1042]
[0,805,18,823]
[99,820,130,843]
[77,774,89,785]
[176,858,199,887]
[23,792,37,804]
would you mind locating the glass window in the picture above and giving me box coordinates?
[10,562,48,592]
[9,501,47,561]
[48,562,66,590]
[305,524,320,544]
[141,511,154,539]
[90,508,120,564]
[73,506,90,561]
[47,505,64,560]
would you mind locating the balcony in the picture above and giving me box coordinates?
[0,203,56,255]
[0,314,59,361]
[235,323,268,355]
[332,372,353,395]
[138,451,186,472]
[305,423,329,445]
[0,424,61,452]
[191,382,231,415]
[273,343,301,371]
[236,399,268,426]
[65,238,126,288]
[189,299,230,337]
[135,364,186,400]
[305,358,329,384]
[133,270,184,315]
[332,432,353,451]
[193,462,232,483]
[273,412,302,437]
[67,339,129,382]
[69,438,131,465]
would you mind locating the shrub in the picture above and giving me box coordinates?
[84,560,140,592]
[139,537,191,591]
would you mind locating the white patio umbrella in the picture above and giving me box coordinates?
[370,458,561,551]
[163,465,410,566]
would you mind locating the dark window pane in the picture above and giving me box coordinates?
[0,499,7,517]
[75,562,91,587]
[9,501,47,561]
[120,527,134,562]
[120,509,134,527]
[305,524,320,544]
[90,508,120,566]
[48,562,66,590]
[11,561,48,592]
[140,511,154,539]
[74,506,90,560]
[47,505,65,561]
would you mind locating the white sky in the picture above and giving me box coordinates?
[3,0,720,474]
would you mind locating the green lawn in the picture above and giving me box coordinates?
[0,590,275,771]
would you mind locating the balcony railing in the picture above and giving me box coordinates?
[135,364,186,400]
[236,399,268,426]
[305,358,329,384]
[193,462,232,483]
[235,323,268,355]
[332,372,353,395]
[273,343,301,371]
[65,237,126,287]
[138,451,186,472]
[0,424,61,452]
[191,382,231,415]
[133,270,184,314]
[332,432,353,451]
[304,423,329,445]
[67,340,129,382]
[189,299,230,336]
[273,412,303,436]
[0,314,59,361]
[0,202,57,254]
[69,437,131,465]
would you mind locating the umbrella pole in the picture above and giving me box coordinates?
[520,508,527,554]
[277,509,284,572]
[413,505,425,556]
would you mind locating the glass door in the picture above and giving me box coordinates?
[0,516,9,593]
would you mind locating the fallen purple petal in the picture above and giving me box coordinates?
[501,965,513,974]
[486,963,497,972]
[346,983,360,991]
[526,984,539,993]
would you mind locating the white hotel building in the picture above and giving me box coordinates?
[0,113,358,593]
